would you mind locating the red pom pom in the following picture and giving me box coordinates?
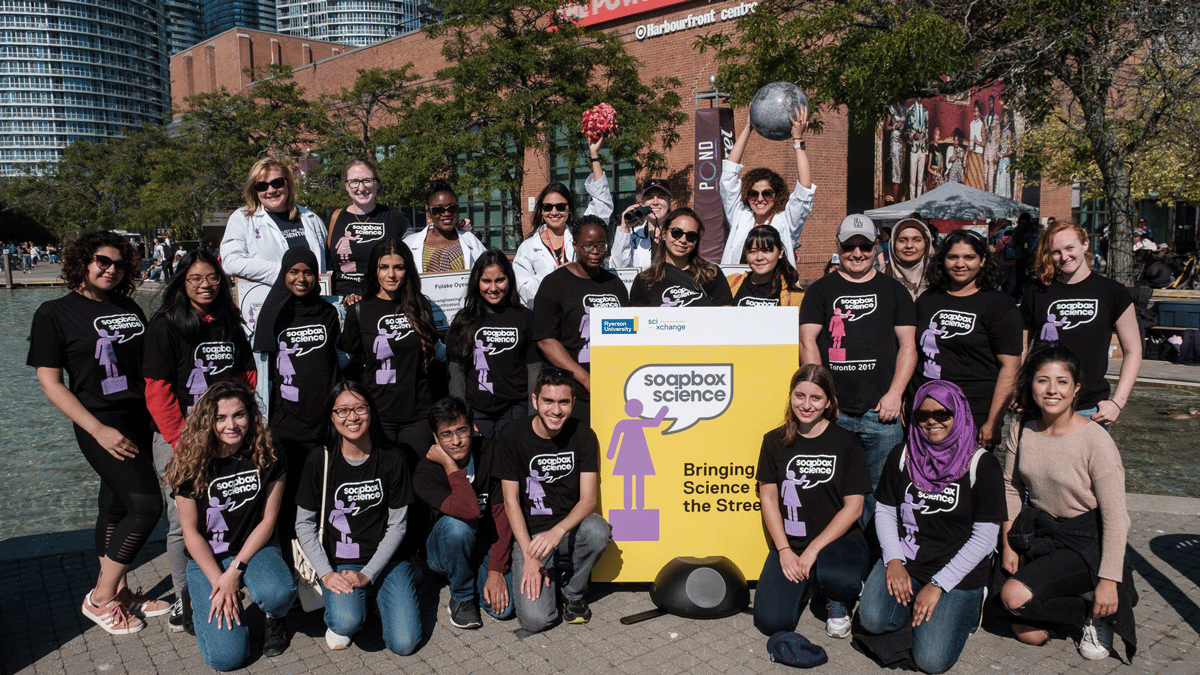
[582,103,618,141]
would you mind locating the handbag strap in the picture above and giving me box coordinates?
[318,448,329,540]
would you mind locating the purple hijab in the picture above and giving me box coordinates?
[907,380,978,493]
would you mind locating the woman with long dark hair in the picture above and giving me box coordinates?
[726,225,805,307]
[29,230,164,634]
[630,207,731,307]
[339,237,439,460]
[166,382,294,669]
[294,381,420,655]
[446,249,535,437]
[402,179,485,274]
[915,230,1021,447]
[144,250,255,631]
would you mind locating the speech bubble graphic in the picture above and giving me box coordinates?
[334,479,384,516]
[93,313,144,343]
[662,285,702,306]
[476,327,519,356]
[530,452,575,482]
[929,309,976,340]
[624,363,733,434]
[195,342,235,375]
[583,293,622,309]
[788,454,837,488]
[278,324,328,357]
[737,296,780,307]
[208,470,261,511]
[378,313,414,340]
[833,294,878,321]
[347,221,386,244]
[1046,298,1098,331]
[906,482,961,515]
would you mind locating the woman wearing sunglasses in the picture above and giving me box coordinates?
[514,134,614,309]
[403,179,486,274]
[719,107,815,265]
[326,159,410,296]
[220,158,328,284]
[630,207,732,307]
[858,380,1005,674]
[29,230,165,635]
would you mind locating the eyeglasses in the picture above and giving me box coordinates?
[668,227,700,243]
[428,203,458,216]
[332,404,369,419]
[747,189,775,200]
[186,273,221,286]
[578,241,608,253]
[345,178,377,189]
[913,409,954,423]
[436,426,472,442]
[254,177,287,193]
[541,202,569,213]
[840,242,874,253]
[92,254,130,273]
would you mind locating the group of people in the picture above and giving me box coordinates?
[5,240,53,272]
[30,118,1138,672]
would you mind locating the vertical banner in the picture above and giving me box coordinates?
[590,306,799,582]
[695,107,735,262]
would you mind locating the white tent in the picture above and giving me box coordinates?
[863,181,1039,221]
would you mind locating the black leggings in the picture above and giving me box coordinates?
[1007,547,1095,627]
[271,431,320,570]
[75,407,162,566]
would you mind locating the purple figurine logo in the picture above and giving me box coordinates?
[525,452,576,516]
[276,325,328,402]
[781,471,806,537]
[335,222,387,274]
[578,293,622,363]
[330,479,385,560]
[1039,312,1066,341]
[919,320,946,379]
[205,469,263,553]
[901,481,962,559]
[827,294,877,362]
[782,454,837,539]
[91,314,144,395]
[471,327,519,395]
[206,496,233,553]
[188,342,236,412]
[374,314,414,385]
[606,399,669,541]
[922,310,976,379]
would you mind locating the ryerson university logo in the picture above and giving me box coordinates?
[623,364,733,433]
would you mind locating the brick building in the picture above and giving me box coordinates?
[170,0,1071,276]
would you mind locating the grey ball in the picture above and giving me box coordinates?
[749,82,809,141]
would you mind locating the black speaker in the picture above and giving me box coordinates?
[649,556,749,619]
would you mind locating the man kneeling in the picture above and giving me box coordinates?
[499,368,611,632]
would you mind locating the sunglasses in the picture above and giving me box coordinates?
[748,189,775,200]
[541,202,569,213]
[913,409,954,423]
[840,242,874,253]
[428,204,459,216]
[93,254,130,273]
[668,227,700,243]
[254,177,287,193]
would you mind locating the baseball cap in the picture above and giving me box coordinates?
[642,178,672,198]
[836,214,877,243]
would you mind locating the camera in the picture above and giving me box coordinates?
[624,206,651,224]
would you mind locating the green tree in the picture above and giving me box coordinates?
[701,0,1200,283]
[420,0,687,241]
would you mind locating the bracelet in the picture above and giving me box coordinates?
[1109,399,1123,411]
[590,158,602,163]
[792,139,805,150]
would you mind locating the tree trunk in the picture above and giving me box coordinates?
[1096,152,1134,286]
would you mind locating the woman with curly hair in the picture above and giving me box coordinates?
[726,225,805,308]
[1020,220,1141,425]
[719,106,815,264]
[915,230,1022,447]
[28,230,165,635]
[339,237,439,461]
[630,207,732,307]
[166,381,295,670]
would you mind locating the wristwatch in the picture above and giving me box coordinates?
[231,559,248,573]
[930,578,945,591]
[793,139,806,150]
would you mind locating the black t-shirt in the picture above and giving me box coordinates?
[874,443,1005,589]
[268,302,342,441]
[496,416,599,534]
[267,210,309,249]
[458,305,535,414]
[27,292,148,411]
[295,445,414,565]
[327,205,410,295]
[914,289,1022,422]
[799,272,917,415]
[755,423,872,553]
[1021,274,1133,408]
[339,297,432,424]
[174,449,287,558]
[734,278,780,307]
[143,314,254,414]
[629,264,733,307]
[531,266,629,365]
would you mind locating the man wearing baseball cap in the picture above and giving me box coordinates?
[798,214,918,525]
[612,178,672,270]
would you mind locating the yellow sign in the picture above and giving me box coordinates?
[590,306,799,582]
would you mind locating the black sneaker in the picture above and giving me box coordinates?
[564,598,591,624]
[448,598,482,629]
[182,586,194,636]
[263,617,289,657]
[167,598,185,632]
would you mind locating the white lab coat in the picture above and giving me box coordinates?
[402,226,488,274]
[718,159,816,265]
[220,205,328,283]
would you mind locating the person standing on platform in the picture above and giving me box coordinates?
[326,160,410,296]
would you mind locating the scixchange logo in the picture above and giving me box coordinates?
[601,318,638,334]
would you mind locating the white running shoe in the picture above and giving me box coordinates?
[325,628,351,650]
[1078,618,1113,660]
[825,600,852,638]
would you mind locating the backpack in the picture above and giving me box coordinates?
[898,447,989,487]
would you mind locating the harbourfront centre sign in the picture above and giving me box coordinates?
[563,0,758,40]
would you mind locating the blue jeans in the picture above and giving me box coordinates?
[858,560,983,675]
[753,534,869,636]
[473,402,528,439]
[835,409,904,527]
[322,559,421,655]
[185,541,297,672]
[424,516,515,619]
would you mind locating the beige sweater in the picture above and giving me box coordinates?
[1004,418,1131,581]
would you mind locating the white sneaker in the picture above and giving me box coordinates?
[1078,618,1113,660]
[325,628,351,650]
[825,600,852,638]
